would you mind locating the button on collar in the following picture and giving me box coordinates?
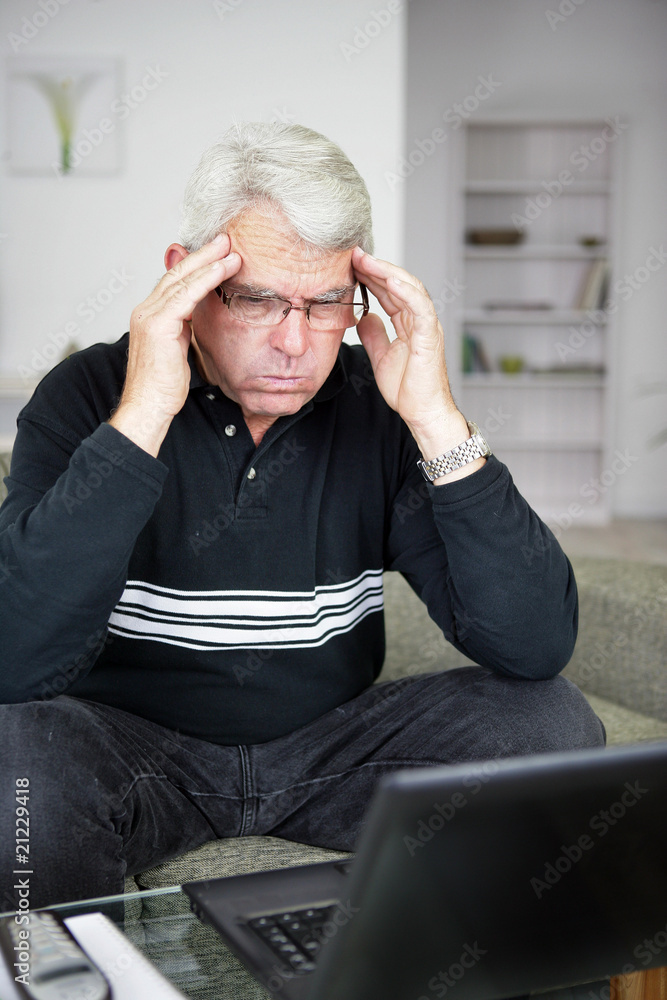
[247,468,256,480]
[205,392,215,401]
[225,424,237,437]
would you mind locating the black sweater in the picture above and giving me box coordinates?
[0,336,577,743]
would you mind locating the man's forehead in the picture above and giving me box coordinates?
[225,208,354,292]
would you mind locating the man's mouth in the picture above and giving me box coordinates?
[257,375,310,387]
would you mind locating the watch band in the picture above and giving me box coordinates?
[417,420,491,482]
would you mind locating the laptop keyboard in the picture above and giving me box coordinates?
[247,905,338,974]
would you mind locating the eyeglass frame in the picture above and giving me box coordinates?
[213,281,369,330]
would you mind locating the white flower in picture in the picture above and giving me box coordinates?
[23,72,100,175]
[7,56,121,177]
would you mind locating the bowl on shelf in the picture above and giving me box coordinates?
[466,229,525,245]
[498,356,525,374]
[579,236,606,248]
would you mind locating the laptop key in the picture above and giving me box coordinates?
[289,954,317,971]
[277,921,322,955]
[246,904,338,974]
[248,918,277,933]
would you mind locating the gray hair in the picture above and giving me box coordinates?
[178,122,374,256]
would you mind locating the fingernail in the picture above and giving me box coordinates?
[212,233,224,244]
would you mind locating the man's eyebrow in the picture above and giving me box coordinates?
[225,280,277,297]
[311,285,356,303]
[225,282,357,303]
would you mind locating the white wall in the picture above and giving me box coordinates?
[0,0,405,374]
[404,0,667,519]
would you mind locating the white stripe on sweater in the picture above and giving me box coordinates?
[108,568,384,651]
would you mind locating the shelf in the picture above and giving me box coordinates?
[457,120,616,522]
[464,245,607,260]
[463,309,608,325]
[462,374,605,388]
[465,180,611,195]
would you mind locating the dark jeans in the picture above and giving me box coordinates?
[0,667,605,910]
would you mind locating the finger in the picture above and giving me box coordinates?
[154,234,233,299]
[355,271,405,317]
[354,250,432,320]
[169,233,232,274]
[355,275,424,348]
[160,252,240,322]
[356,312,392,371]
[385,274,436,322]
[353,247,421,291]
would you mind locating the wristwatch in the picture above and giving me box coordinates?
[417,420,491,482]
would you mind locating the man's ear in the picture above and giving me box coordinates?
[164,243,189,271]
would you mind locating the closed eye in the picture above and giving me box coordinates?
[238,294,270,306]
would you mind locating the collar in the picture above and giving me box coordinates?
[312,351,347,402]
[187,348,208,390]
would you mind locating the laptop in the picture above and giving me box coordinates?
[184,741,667,1000]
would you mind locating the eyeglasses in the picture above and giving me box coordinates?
[214,283,369,332]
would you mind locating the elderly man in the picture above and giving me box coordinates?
[0,123,604,909]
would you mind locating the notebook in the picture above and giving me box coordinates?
[184,741,667,1000]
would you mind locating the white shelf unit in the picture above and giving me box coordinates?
[457,121,617,525]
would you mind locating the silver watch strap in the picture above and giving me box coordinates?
[417,421,491,482]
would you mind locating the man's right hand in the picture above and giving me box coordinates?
[109,234,241,457]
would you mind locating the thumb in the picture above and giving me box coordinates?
[357,312,390,373]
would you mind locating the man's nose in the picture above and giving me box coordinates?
[270,307,311,356]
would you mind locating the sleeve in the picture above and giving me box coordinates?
[0,410,168,704]
[384,441,578,681]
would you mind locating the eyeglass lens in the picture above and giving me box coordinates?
[228,295,365,331]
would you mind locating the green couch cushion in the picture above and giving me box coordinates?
[585,693,667,745]
[565,557,667,720]
[0,451,10,503]
[381,561,667,724]
[133,835,351,891]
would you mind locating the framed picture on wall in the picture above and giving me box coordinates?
[5,55,122,178]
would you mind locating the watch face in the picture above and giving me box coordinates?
[468,421,491,457]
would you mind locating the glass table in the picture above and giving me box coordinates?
[7,885,271,1000]
[3,887,666,1000]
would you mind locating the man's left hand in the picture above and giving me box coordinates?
[353,247,482,481]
